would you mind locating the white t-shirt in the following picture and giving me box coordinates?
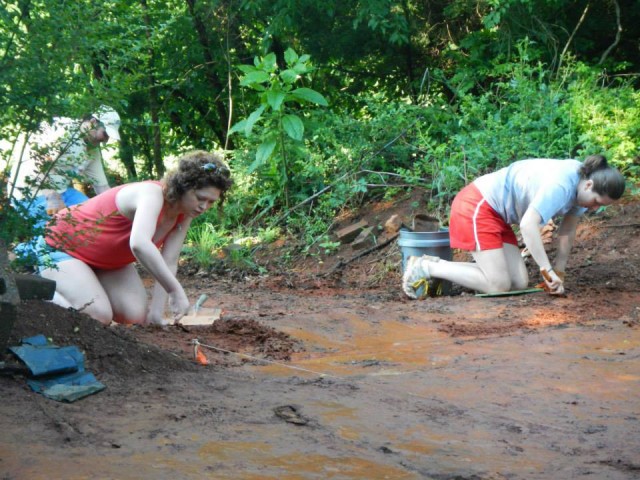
[9,117,108,200]
[473,159,587,225]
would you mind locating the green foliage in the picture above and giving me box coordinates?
[184,222,229,269]
[229,48,328,210]
[2,1,640,263]
[565,66,640,178]
[224,244,262,274]
[318,238,341,255]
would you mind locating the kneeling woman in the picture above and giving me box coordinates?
[402,155,625,298]
[41,151,233,325]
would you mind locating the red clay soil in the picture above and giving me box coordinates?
[1,192,640,479]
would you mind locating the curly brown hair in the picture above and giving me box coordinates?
[163,151,233,207]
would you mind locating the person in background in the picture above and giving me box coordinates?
[402,155,626,298]
[39,150,233,325]
[9,105,121,225]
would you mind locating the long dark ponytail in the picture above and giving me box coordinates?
[579,154,625,200]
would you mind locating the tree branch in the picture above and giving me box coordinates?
[599,0,622,65]
[557,2,590,75]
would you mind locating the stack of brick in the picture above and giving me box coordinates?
[335,214,406,251]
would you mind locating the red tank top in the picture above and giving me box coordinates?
[45,181,184,270]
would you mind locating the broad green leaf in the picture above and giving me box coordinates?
[228,119,247,136]
[262,53,278,72]
[240,71,270,86]
[244,105,266,135]
[280,69,299,84]
[289,88,328,106]
[284,48,298,66]
[282,114,304,140]
[267,91,286,112]
[293,63,309,74]
[249,139,277,173]
[237,65,257,74]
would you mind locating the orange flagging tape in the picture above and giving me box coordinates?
[193,344,209,365]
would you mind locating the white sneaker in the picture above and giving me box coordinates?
[402,255,440,299]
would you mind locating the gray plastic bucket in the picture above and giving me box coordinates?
[398,228,452,296]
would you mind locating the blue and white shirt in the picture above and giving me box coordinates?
[473,159,587,225]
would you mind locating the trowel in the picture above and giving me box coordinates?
[177,294,222,326]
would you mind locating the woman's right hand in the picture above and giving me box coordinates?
[544,270,565,295]
[168,288,190,321]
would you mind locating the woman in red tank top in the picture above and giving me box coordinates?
[41,150,233,325]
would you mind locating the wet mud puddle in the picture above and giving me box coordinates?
[3,302,639,480]
[211,309,640,479]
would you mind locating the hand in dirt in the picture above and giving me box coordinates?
[146,311,168,326]
[536,270,565,295]
[168,289,190,322]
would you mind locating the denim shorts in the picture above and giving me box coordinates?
[34,236,75,272]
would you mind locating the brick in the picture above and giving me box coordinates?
[336,220,368,244]
[412,214,440,232]
[351,226,376,250]
[14,274,56,300]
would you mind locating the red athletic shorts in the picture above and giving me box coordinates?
[449,183,518,251]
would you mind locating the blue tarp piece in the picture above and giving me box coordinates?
[28,372,105,403]
[8,344,82,377]
[22,334,48,346]
[8,335,105,403]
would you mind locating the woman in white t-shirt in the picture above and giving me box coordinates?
[402,155,626,298]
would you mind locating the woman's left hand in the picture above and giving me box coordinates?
[168,288,190,321]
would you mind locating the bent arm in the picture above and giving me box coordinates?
[520,207,552,272]
[520,207,564,292]
[553,214,580,273]
[147,219,192,323]
[83,150,110,194]
[127,186,182,296]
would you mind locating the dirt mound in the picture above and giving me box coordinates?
[7,300,301,378]
[129,317,302,367]
[8,300,194,380]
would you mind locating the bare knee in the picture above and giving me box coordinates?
[113,304,147,325]
[511,274,529,291]
[486,276,512,293]
[83,301,114,325]
[52,289,113,324]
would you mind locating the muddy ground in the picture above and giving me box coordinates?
[1,192,640,479]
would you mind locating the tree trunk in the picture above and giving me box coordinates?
[184,0,232,147]
[142,0,164,177]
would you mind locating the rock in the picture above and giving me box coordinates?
[384,214,403,234]
[351,226,376,250]
[0,240,20,353]
[412,213,440,232]
[335,220,368,244]
[14,274,56,300]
